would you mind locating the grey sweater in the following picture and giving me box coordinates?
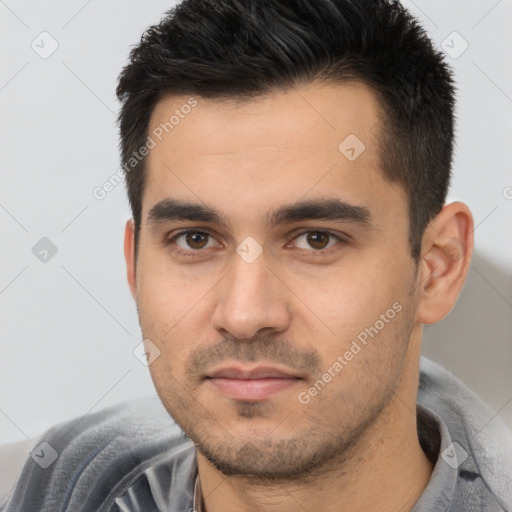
[1,357,511,511]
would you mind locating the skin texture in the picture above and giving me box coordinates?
[124,81,474,512]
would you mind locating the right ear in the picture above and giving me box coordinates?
[124,219,137,300]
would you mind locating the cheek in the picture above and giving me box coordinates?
[136,257,205,331]
[135,270,218,382]
[312,268,405,331]
[302,259,412,364]
[135,276,188,372]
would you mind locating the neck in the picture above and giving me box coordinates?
[197,330,432,512]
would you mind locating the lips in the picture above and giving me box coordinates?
[206,365,302,401]
[207,366,299,380]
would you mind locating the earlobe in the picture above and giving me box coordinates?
[415,201,474,325]
[123,219,137,300]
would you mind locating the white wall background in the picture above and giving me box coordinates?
[1,0,511,449]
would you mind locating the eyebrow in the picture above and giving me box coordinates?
[147,198,373,229]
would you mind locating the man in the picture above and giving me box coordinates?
[2,0,511,511]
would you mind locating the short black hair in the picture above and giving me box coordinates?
[116,0,456,262]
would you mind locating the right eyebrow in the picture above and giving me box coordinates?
[147,199,230,227]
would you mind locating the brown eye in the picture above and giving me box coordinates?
[185,232,209,249]
[306,232,330,249]
[171,231,215,252]
[292,231,341,251]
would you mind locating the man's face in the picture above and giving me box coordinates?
[130,82,421,478]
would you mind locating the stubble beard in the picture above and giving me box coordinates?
[144,291,416,483]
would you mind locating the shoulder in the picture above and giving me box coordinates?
[2,394,194,512]
[418,357,512,510]
[0,437,39,510]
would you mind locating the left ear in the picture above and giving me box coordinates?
[415,201,474,325]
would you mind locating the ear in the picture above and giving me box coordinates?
[124,219,137,300]
[415,201,474,324]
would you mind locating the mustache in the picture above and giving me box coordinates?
[186,335,321,379]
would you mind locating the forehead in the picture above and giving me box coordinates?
[148,80,380,156]
[142,81,406,229]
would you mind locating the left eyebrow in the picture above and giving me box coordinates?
[267,198,374,228]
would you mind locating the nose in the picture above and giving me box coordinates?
[211,249,291,340]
